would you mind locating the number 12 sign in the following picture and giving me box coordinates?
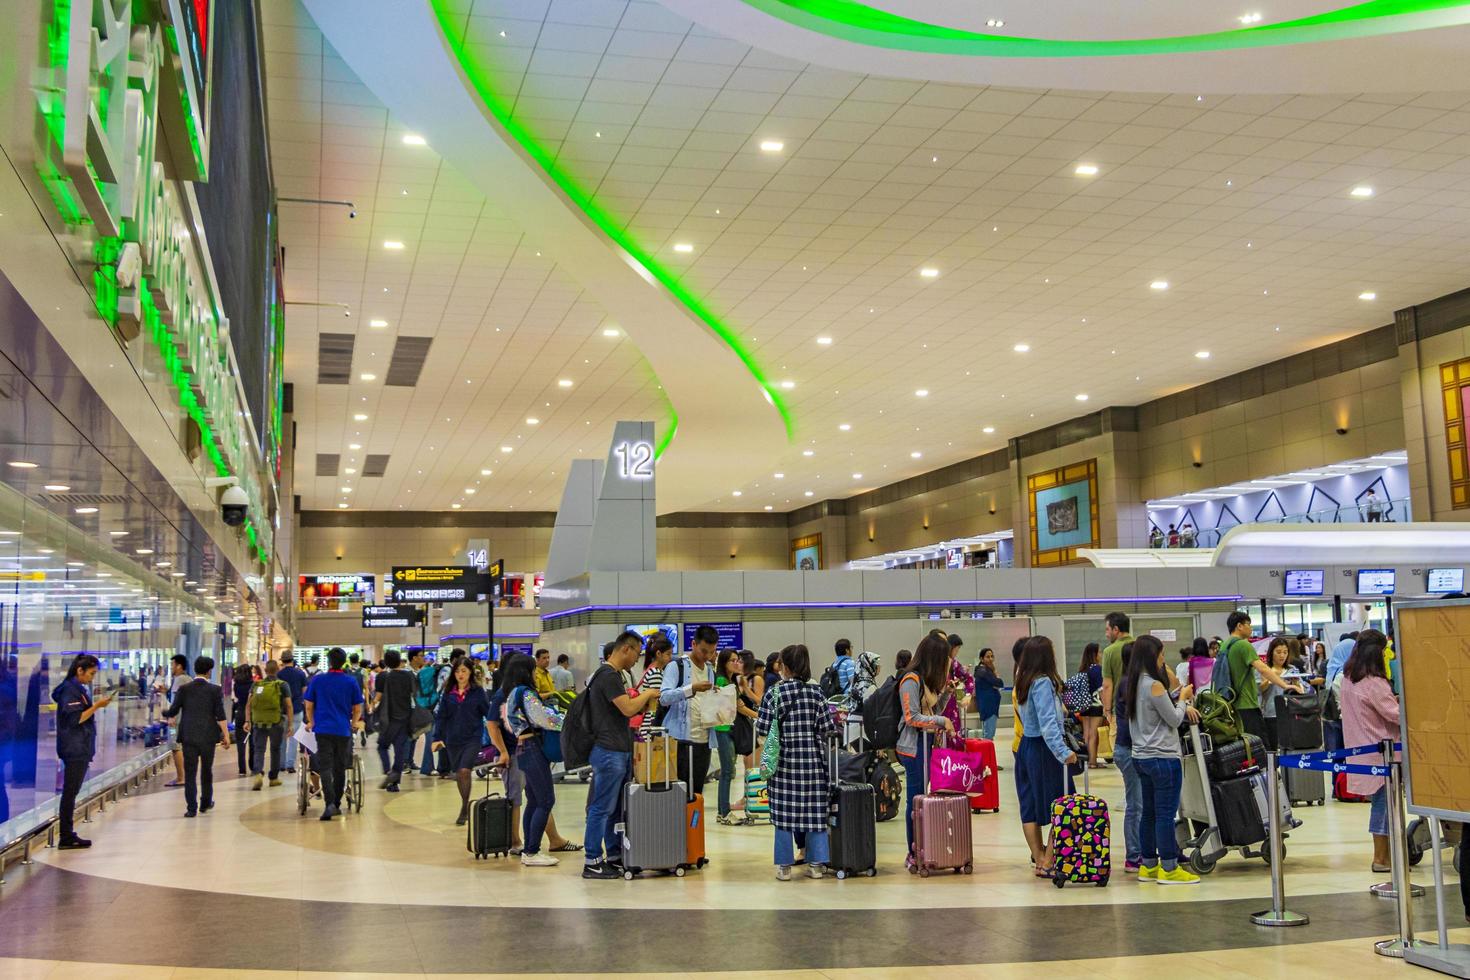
[613,440,654,480]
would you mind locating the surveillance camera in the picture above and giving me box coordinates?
[220,484,248,527]
[348,209,357,219]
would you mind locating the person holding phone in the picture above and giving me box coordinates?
[52,654,112,849]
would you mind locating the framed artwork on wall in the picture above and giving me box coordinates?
[791,534,823,571]
[1441,357,1470,509]
[1027,458,1101,566]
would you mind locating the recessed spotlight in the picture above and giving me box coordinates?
[852,473,863,480]
[802,450,814,457]
[369,319,388,328]
[383,240,405,250]
[338,502,349,509]
[816,336,833,346]
[1150,280,1169,291]
[109,530,128,536]
[780,380,795,390]
[43,484,70,491]
[402,134,427,146]
[759,140,784,152]
[838,424,851,431]
[732,490,743,497]
[359,373,377,382]
[464,488,476,495]
[1351,185,1374,198]
[1074,164,1099,176]
[1359,291,1377,300]
[602,327,620,337]
[480,468,493,476]
[986,17,1004,27]
[340,487,353,494]
[673,242,694,253]
[500,446,514,453]
[74,506,98,515]
[774,472,785,479]
[911,451,922,459]
[1012,343,1030,353]
[155,560,171,568]
[8,461,37,469]
[915,389,929,397]
[353,413,368,421]
[982,426,996,434]
[348,443,362,450]
[557,379,573,388]
[804,490,814,497]
[135,548,154,555]
[1075,393,1090,402]
[919,267,939,278]
[451,503,462,510]
[1195,350,1211,359]
[764,505,773,511]
[1238,12,1263,24]
[526,417,539,425]
[344,468,357,475]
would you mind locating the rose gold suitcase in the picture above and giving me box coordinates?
[910,732,973,876]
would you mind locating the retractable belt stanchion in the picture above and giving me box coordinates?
[1374,738,1430,959]
[1252,750,1308,927]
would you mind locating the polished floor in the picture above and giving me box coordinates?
[0,740,1462,977]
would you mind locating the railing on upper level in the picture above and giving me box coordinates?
[1151,497,1413,550]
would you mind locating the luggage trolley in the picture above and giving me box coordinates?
[1174,723,1277,874]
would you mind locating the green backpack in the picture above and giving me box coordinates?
[250,679,286,726]
[1193,689,1241,746]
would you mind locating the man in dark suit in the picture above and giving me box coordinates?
[163,656,230,817]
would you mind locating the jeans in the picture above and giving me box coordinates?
[715,730,737,816]
[419,732,436,775]
[250,724,285,779]
[1134,756,1183,870]
[585,745,629,864]
[376,720,409,779]
[776,828,829,867]
[899,742,930,854]
[518,737,556,855]
[1369,785,1388,836]
[981,714,999,741]
[1113,743,1143,864]
[315,733,352,809]
[182,741,217,813]
[1323,719,1343,754]
[283,714,302,770]
[58,758,88,839]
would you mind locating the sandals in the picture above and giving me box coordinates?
[1035,866,1056,879]
[549,842,583,853]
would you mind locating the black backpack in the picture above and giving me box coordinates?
[559,666,606,771]
[818,660,843,699]
[862,675,901,749]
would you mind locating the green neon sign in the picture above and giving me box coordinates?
[427,0,793,443]
[735,0,1470,56]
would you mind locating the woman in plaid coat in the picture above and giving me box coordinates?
[756,644,836,880]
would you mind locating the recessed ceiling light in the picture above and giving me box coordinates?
[155,560,171,568]
[732,490,743,497]
[338,502,349,509]
[1351,185,1374,198]
[1150,280,1169,291]
[852,473,863,480]
[8,461,37,469]
[464,488,476,495]
[915,389,929,397]
[804,490,814,497]
[672,242,694,253]
[774,472,785,479]
[602,327,620,337]
[135,548,153,555]
[759,140,784,152]
[382,240,405,250]
[919,267,939,278]
[43,484,70,491]
[802,450,814,457]
[344,468,357,475]
[74,506,98,515]
[764,505,773,511]
[1195,350,1211,359]
[500,446,514,453]
[369,319,388,328]
[359,373,377,381]
[1074,164,1099,176]
[780,380,795,390]
[986,17,1004,27]
[982,426,996,434]
[1075,393,1090,401]
[838,424,851,431]
[402,134,427,146]
[353,413,368,421]
[480,468,493,476]
[911,451,922,459]
[816,336,833,346]
[1359,291,1376,300]
[171,571,185,577]
[1012,343,1030,353]
[451,503,462,510]
[557,379,574,388]
[109,530,128,536]
[340,486,352,494]
[66,560,84,567]
[348,443,362,450]
[1238,12,1263,24]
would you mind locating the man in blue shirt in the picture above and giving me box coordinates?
[304,647,364,821]
[276,652,308,774]
[659,625,717,790]
[834,639,857,696]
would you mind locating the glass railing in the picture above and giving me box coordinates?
[1150,497,1412,550]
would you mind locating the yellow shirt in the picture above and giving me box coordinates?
[533,666,555,698]
[1011,688,1024,752]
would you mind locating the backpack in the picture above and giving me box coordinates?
[818,660,843,699]
[416,666,438,707]
[1061,672,1092,714]
[559,666,606,771]
[651,658,686,728]
[1193,689,1241,745]
[250,679,285,726]
[861,674,901,749]
[1211,638,1247,702]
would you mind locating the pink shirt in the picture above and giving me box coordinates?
[1340,675,1401,796]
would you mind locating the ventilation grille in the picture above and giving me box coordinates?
[384,336,431,387]
[315,454,340,477]
[43,492,132,505]
[362,454,390,477]
[316,333,355,385]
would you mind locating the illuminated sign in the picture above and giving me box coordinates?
[362,605,422,629]
[613,440,655,480]
[299,573,375,612]
[681,622,744,651]
[391,565,479,603]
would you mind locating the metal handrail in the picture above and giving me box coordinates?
[1151,496,1413,549]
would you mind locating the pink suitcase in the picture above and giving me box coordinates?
[910,733,974,876]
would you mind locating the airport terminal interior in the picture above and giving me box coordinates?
[4,0,1470,977]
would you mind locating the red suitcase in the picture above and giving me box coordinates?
[962,738,1001,813]
[1334,771,1370,803]
[911,733,974,876]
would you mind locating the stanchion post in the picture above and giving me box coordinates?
[1252,751,1308,927]
[1374,739,1428,958]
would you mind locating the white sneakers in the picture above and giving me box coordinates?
[776,866,792,881]
[806,863,825,879]
[520,852,559,868]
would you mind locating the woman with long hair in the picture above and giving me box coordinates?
[636,635,674,740]
[430,660,494,826]
[1339,629,1401,873]
[231,663,254,775]
[755,644,836,879]
[713,649,745,825]
[1122,635,1200,884]
[1013,636,1077,876]
[53,654,111,849]
[896,632,955,868]
[1078,642,1104,767]
[1257,637,1298,750]
[498,653,564,867]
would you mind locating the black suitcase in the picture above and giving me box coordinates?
[467,791,513,859]
[1212,774,1266,847]
[1274,692,1324,751]
[826,734,877,878]
[1205,735,1265,782]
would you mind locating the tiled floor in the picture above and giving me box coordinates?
[0,747,1462,975]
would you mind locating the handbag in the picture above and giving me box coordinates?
[759,685,782,779]
[693,684,738,729]
[928,738,990,796]
[409,706,434,737]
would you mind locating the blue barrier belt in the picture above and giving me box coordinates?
[1278,741,1401,776]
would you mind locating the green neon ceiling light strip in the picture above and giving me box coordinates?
[655,408,678,462]
[740,0,1470,55]
[427,1,793,442]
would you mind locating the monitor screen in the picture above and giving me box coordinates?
[1427,567,1464,594]
[1283,569,1324,596]
[1357,569,1396,595]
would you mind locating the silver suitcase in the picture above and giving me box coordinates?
[1284,762,1325,806]
[619,730,688,878]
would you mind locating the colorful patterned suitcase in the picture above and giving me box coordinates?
[1050,760,1109,888]
[745,771,771,820]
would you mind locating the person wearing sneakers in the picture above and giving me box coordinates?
[1122,634,1201,885]
[244,659,293,791]
[498,653,565,868]
[756,644,836,881]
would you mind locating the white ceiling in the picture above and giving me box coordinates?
[268,0,1470,515]
[870,1,1340,40]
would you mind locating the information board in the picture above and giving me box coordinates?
[299,573,375,611]
[362,605,422,629]
[390,566,479,603]
[1393,599,1470,820]
[1357,568,1396,595]
[1283,569,1324,596]
[682,622,744,651]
